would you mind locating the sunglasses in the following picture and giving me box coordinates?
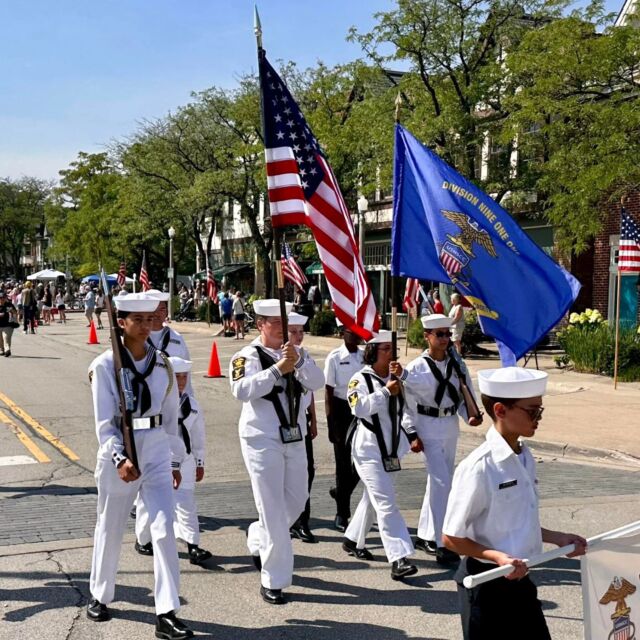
[431,330,452,338]
[512,405,544,421]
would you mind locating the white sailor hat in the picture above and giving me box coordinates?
[114,292,159,313]
[146,289,171,302]
[169,356,192,374]
[288,312,308,326]
[367,330,393,344]
[478,367,548,399]
[421,314,453,330]
[253,299,293,317]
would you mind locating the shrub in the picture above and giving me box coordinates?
[407,318,426,349]
[557,320,640,381]
[197,299,220,323]
[309,309,336,336]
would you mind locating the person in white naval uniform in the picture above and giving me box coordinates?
[323,323,364,531]
[86,292,193,640]
[230,299,324,605]
[443,367,587,640]
[134,289,192,555]
[168,356,212,564]
[402,313,482,565]
[287,312,319,544]
[343,331,418,581]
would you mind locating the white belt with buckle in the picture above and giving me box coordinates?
[132,416,160,430]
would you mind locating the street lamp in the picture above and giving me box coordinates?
[168,226,176,321]
[357,195,368,260]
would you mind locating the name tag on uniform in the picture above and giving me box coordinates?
[383,457,401,472]
[499,480,517,489]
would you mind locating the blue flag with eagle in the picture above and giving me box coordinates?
[391,124,581,363]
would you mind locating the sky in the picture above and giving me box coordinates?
[0,0,624,182]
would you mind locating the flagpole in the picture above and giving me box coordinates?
[255,6,297,436]
[614,198,625,390]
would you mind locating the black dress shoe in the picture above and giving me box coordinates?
[391,557,418,580]
[155,611,194,639]
[260,585,285,605]
[188,545,213,565]
[436,546,460,565]
[290,522,317,543]
[4,350,10,357]
[414,537,437,555]
[134,540,154,556]
[342,538,374,561]
[86,598,110,621]
[329,486,337,501]
[334,514,349,532]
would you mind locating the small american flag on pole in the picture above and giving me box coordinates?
[139,251,150,292]
[403,277,420,312]
[116,261,126,287]
[619,209,640,273]
[281,243,308,291]
[206,257,218,301]
[258,51,379,339]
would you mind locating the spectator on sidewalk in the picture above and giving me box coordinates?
[233,291,246,340]
[55,288,67,324]
[84,287,96,327]
[448,293,465,355]
[21,282,37,334]
[94,289,105,329]
[0,290,17,357]
[220,292,233,337]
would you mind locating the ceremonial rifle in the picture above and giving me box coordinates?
[101,269,139,471]
[447,345,482,423]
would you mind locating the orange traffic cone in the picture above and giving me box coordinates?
[87,321,99,345]
[204,341,223,378]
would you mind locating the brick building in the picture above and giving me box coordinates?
[573,194,640,326]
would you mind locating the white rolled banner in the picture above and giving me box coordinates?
[462,519,640,589]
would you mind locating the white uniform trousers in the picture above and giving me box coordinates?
[241,436,308,590]
[417,431,458,546]
[345,451,414,564]
[137,454,200,546]
[90,429,180,615]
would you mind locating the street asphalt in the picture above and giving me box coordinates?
[0,313,639,639]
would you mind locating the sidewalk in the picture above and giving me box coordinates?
[175,321,640,464]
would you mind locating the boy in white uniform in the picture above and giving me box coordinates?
[230,299,324,605]
[443,367,587,640]
[86,292,193,640]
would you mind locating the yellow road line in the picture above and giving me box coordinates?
[0,392,79,462]
[0,410,51,463]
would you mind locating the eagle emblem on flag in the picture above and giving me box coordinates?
[438,210,498,286]
[599,576,636,640]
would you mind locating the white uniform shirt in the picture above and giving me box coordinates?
[347,366,410,461]
[149,326,190,360]
[179,393,206,467]
[89,346,184,468]
[402,350,475,439]
[230,338,325,440]
[323,344,364,399]
[442,426,543,561]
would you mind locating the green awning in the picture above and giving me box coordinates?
[305,261,323,275]
[194,263,252,280]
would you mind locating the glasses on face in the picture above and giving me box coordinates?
[431,330,452,339]
[512,405,544,421]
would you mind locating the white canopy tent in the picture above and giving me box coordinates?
[26,269,66,281]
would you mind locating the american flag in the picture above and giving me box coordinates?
[403,278,420,312]
[206,257,217,301]
[619,209,640,273]
[259,51,379,340]
[116,261,126,287]
[139,251,150,292]
[281,243,308,291]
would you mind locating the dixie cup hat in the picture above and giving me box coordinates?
[253,299,293,317]
[114,292,160,313]
[477,367,548,398]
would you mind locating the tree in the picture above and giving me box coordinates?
[0,177,51,278]
[348,0,570,200]
[504,10,640,251]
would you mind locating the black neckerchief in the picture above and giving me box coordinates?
[423,353,460,407]
[121,346,157,415]
[147,327,171,355]
[179,393,192,454]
